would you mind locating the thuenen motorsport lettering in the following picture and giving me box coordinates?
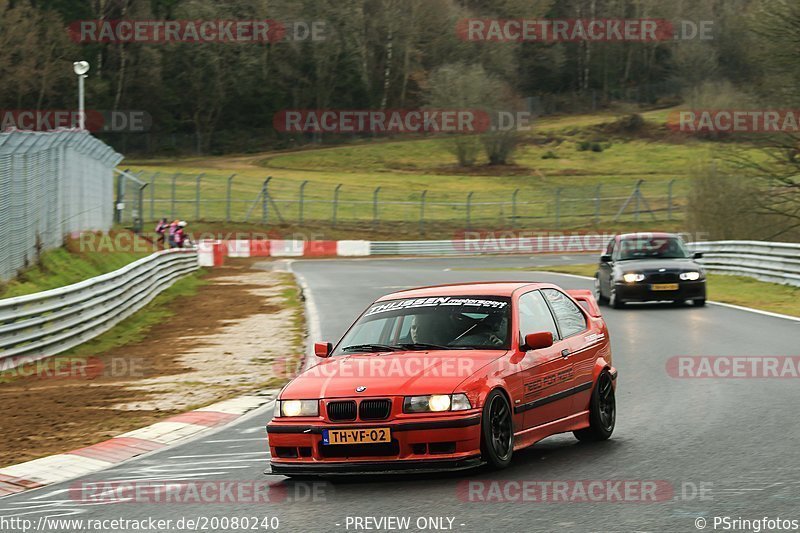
[365,297,508,316]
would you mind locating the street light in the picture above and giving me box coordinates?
[73,61,90,130]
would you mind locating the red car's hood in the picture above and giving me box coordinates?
[281,350,505,399]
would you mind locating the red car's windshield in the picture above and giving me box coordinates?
[333,296,511,354]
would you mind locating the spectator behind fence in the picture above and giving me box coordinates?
[168,219,180,247]
[155,217,168,247]
[172,221,188,248]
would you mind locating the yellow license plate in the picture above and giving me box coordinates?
[651,283,679,291]
[322,427,390,445]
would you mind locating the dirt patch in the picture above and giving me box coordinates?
[0,259,303,467]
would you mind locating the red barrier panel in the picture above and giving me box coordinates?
[212,242,225,265]
[250,240,271,257]
[305,240,338,257]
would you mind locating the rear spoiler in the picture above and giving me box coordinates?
[567,289,602,317]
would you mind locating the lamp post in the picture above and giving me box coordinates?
[72,61,90,130]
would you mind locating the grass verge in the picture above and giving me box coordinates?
[0,232,154,299]
[520,264,800,317]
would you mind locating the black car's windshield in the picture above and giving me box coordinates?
[617,236,690,261]
[333,296,511,355]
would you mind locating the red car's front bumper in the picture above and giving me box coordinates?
[266,409,483,475]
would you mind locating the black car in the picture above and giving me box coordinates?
[595,233,706,308]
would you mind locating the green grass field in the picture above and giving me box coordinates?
[123,108,765,234]
[519,264,800,318]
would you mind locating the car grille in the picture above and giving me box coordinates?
[359,399,392,420]
[645,272,679,283]
[327,400,357,421]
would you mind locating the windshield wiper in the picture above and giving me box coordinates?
[340,343,402,353]
[396,342,451,351]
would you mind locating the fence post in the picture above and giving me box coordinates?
[136,183,147,234]
[419,190,427,234]
[299,180,309,223]
[667,179,675,221]
[634,181,641,223]
[511,188,519,226]
[555,188,562,229]
[115,169,127,224]
[613,179,644,222]
[149,172,159,222]
[130,171,144,229]
[373,186,381,228]
[195,173,204,221]
[466,192,474,230]
[332,184,342,227]
[261,177,271,224]
[170,173,179,219]
[594,184,602,225]
[226,174,235,222]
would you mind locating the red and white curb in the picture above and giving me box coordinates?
[198,239,370,266]
[0,391,277,497]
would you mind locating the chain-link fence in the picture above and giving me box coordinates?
[0,130,123,281]
[131,171,686,231]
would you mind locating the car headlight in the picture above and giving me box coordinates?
[403,393,472,413]
[680,271,702,281]
[622,273,645,283]
[278,399,318,417]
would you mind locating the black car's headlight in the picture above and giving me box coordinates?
[403,394,472,413]
[277,399,319,417]
[622,273,645,283]
[680,271,702,281]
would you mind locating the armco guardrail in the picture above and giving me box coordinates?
[0,249,198,368]
[370,235,611,256]
[690,240,800,287]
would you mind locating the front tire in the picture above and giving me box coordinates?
[694,298,706,307]
[480,390,514,468]
[595,276,608,305]
[609,286,625,309]
[574,370,615,442]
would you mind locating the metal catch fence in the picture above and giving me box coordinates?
[127,171,687,231]
[0,130,122,281]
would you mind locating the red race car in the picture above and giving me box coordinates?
[266,282,616,475]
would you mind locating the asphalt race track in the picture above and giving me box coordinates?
[2,255,798,533]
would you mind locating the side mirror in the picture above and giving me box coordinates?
[314,342,332,358]
[693,252,703,259]
[522,331,554,351]
[600,254,612,263]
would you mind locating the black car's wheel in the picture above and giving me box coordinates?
[480,390,514,468]
[595,276,608,305]
[694,298,706,307]
[574,370,616,442]
[609,286,625,309]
